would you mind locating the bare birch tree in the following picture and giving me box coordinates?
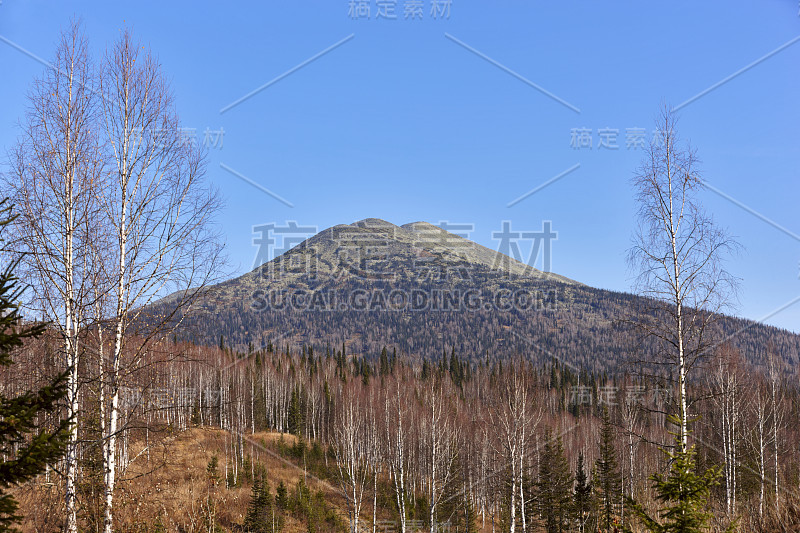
[709,344,743,516]
[628,106,737,451]
[4,22,105,533]
[491,366,539,533]
[385,379,410,533]
[422,375,458,533]
[621,390,641,502]
[332,381,369,533]
[748,382,770,520]
[96,29,223,533]
[365,384,382,533]
[765,347,784,515]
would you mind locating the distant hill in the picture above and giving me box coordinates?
[167,218,800,375]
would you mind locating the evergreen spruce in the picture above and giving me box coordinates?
[625,418,733,533]
[537,433,572,533]
[595,407,622,530]
[245,466,282,533]
[573,451,594,533]
[275,481,289,511]
[0,200,70,531]
[207,455,219,484]
[421,359,431,380]
[361,359,371,385]
[244,470,268,532]
[288,387,304,436]
[462,493,478,533]
[379,346,390,376]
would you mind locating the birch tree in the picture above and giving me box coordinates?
[332,381,369,533]
[422,375,458,533]
[96,29,223,533]
[748,382,769,520]
[4,22,104,533]
[709,345,742,516]
[627,107,737,533]
[628,107,737,451]
[365,384,382,533]
[385,379,410,533]
[491,367,538,533]
[766,349,783,514]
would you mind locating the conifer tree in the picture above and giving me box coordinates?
[288,387,304,436]
[625,419,733,533]
[462,492,478,533]
[379,346,389,377]
[537,433,572,533]
[0,200,70,531]
[595,408,622,530]
[573,451,594,533]
[275,481,289,511]
[245,466,282,533]
[244,470,268,532]
[207,455,219,484]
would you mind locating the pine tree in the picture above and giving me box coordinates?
[207,455,220,484]
[595,407,622,531]
[0,200,70,531]
[538,433,572,533]
[625,419,734,533]
[275,481,289,511]
[421,359,431,380]
[361,359,371,385]
[288,387,304,436]
[573,451,594,533]
[244,468,274,532]
[379,346,390,377]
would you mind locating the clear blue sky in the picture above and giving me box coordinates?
[1,1,798,332]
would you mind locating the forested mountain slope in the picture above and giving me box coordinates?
[168,218,800,375]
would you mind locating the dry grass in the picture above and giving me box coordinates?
[14,427,347,532]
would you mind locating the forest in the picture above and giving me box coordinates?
[5,333,798,532]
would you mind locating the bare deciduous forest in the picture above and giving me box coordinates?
[4,335,800,532]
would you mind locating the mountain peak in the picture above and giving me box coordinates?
[352,218,398,229]
[241,218,578,287]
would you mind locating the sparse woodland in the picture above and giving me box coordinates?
[4,336,800,532]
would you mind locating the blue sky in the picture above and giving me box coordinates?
[1,1,798,332]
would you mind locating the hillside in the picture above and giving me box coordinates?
[13,428,349,532]
[170,218,800,375]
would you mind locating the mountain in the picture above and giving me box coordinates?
[215,217,575,294]
[171,218,800,375]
